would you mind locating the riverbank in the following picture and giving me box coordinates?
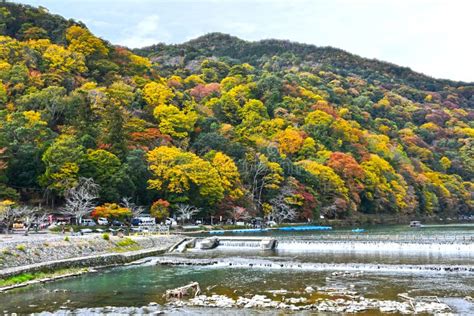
[0,234,184,279]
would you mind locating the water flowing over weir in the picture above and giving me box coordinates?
[136,256,474,275]
[184,234,474,255]
[275,239,474,254]
[218,240,261,248]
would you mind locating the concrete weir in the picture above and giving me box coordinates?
[173,237,278,252]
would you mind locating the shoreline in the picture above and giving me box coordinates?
[0,234,185,289]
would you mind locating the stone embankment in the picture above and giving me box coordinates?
[0,234,184,278]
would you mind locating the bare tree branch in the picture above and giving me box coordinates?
[176,204,200,225]
[62,177,99,223]
[269,186,297,224]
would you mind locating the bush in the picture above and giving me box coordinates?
[64,236,70,242]
[115,237,136,247]
[16,244,26,252]
[102,233,110,241]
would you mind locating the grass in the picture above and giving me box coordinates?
[0,268,87,287]
[115,237,136,247]
[0,273,36,286]
[110,237,141,252]
[110,245,142,252]
[15,244,27,252]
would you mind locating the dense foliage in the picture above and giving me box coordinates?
[0,3,473,222]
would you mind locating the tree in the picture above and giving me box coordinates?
[62,177,99,223]
[15,205,47,236]
[209,151,243,200]
[0,200,16,233]
[143,82,173,106]
[361,154,408,214]
[269,188,297,224]
[328,152,365,206]
[91,203,131,220]
[244,154,283,209]
[0,147,18,200]
[40,135,85,197]
[43,44,87,74]
[121,197,145,233]
[229,206,251,222]
[146,146,225,206]
[153,104,198,139]
[83,149,128,201]
[276,128,304,156]
[150,199,170,222]
[297,160,349,217]
[66,25,109,58]
[175,204,200,225]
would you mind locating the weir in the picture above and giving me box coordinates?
[173,235,474,255]
[173,236,278,252]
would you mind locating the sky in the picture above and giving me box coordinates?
[15,0,474,82]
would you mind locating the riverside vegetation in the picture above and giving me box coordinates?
[0,2,473,226]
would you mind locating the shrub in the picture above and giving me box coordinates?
[150,199,170,222]
[102,233,110,241]
[115,237,136,247]
[16,244,26,252]
[91,203,131,220]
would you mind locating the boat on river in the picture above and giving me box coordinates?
[409,221,423,228]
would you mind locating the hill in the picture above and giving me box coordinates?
[137,32,474,93]
[0,2,472,223]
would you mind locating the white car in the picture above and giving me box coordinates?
[266,220,278,227]
[97,217,109,225]
[81,219,96,226]
[165,218,178,227]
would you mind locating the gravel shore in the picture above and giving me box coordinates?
[0,233,183,270]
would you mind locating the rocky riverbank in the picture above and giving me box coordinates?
[167,293,453,314]
[0,234,183,277]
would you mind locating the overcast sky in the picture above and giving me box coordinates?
[16,0,474,82]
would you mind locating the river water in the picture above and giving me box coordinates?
[1,224,473,314]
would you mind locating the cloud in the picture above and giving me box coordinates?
[118,14,171,48]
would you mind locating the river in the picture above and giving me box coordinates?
[1,224,473,314]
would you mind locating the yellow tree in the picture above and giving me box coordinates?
[297,160,348,201]
[143,81,174,106]
[209,151,243,200]
[153,104,198,139]
[66,25,109,57]
[43,44,87,74]
[275,128,304,156]
[361,154,408,213]
[146,146,224,205]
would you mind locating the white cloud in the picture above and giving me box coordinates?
[118,15,171,48]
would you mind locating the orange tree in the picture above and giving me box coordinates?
[91,203,131,220]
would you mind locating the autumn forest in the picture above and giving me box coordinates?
[0,3,473,223]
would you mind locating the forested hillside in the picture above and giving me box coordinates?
[0,3,473,222]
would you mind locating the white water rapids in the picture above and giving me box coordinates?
[137,256,474,275]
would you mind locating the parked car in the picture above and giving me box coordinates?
[111,220,124,227]
[266,220,277,227]
[13,221,25,229]
[165,218,177,227]
[138,217,156,227]
[81,219,96,226]
[97,217,109,226]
